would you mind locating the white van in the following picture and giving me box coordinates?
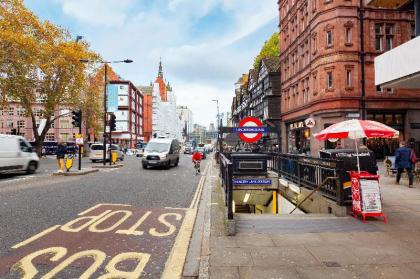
[89,143,124,162]
[142,138,180,169]
[0,135,39,174]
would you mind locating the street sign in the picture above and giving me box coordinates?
[304,118,316,128]
[234,117,267,143]
[233,178,272,185]
[106,125,110,133]
[75,134,83,145]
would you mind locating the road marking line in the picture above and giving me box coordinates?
[78,203,132,216]
[161,208,197,279]
[12,225,60,249]
[189,162,210,209]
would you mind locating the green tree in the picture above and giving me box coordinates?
[253,32,280,70]
[0,0,100,154]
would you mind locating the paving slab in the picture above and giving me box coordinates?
[210,247,253,267]
[348,264,420,279]
[234,233,275,247]
[248,246,319,267]
[209,267,240,279]
[270,232,324,246]
[239,266,300,279]
[296,266,357,279]
[304,244,364,266]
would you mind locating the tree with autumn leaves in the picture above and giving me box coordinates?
[253,32,280,70]
[0,0,103,154]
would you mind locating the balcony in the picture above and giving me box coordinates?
[375,35,420,88]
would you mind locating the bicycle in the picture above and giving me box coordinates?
[193,160,201,175]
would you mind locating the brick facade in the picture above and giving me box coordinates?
[279,0,420,157]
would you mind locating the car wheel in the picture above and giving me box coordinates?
[26,161,37,174]
[121,156,124,161]
[142,164,148,169]
[174,158,179,167]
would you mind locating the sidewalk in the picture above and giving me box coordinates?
[206,162,420,279]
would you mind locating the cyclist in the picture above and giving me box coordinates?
[192,148,203,175]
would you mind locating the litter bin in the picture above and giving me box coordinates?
[320,149,378,205]
[111,151,118,164]
[349,171,387,223]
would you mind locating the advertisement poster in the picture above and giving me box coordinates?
[107,84,119,112]
[360,179,382,213]
[351,177,361,213]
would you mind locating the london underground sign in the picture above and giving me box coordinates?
[234,117,267,143]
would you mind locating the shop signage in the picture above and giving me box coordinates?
[234,116,267,143]
[75,134,83,145]
[410,123,420,129]
[304,118,316,128]
[233,178,272,185]
[360,179,382,213]
[289,121,305,130]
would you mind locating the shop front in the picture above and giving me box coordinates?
[366,111,404,159]
[286,119,311,155]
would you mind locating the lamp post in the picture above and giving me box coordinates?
[80,59,133,165]
[212,99,220,150]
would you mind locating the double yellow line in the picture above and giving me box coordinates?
[189,162,210,209]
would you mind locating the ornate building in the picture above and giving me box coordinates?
[279,0,420,157]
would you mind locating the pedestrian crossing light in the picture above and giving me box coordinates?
[110,113,116,131]
[72,110,82,128]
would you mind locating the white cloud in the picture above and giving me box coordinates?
[58,0,135,27]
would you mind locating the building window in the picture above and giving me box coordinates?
[36,119,41,128]
[33,108,42,117]
[60,119,69,129]
[376,85,383,93]
[60,133,69,141]
[375,24,383,51]
[326,30,333,46]
[346,69,352,88]
[411,24,416,39]
[327,72,333,89]
[6,120,13,128]
[17,108,26,116]
[345,28,352,44]
[46,133,55,141]
[385,24,393,50]
[312,34,317,54]
[8,107,14,116]
[17,120,25,129]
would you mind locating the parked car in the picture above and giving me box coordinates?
[198,147,207,159]
[89,144,124,162]
[0,135,39,174]
[142,138,180,169]
[184,145,193,154]
[136,143,147,157]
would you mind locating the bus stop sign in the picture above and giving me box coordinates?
[234,117,267,143]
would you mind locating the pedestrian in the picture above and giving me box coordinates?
[56,140,66,173]
[335,142,343,149]
[395,141,415,188]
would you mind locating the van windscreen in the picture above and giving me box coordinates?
[145,142,169,153]
[91,145,103,151]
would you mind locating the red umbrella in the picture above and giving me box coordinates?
[314,119,399,172]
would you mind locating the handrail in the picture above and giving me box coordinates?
[289,176,339,214]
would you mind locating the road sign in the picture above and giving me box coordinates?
[234,117,267,143]
[304,118,316,128]
[106,125,110,133]
[75,134,83,145]
[233,178,272,185]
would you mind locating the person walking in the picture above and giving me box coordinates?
[56,140,66,173]
[395,141,415,188]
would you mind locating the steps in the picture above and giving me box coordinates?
[234,213,380,234]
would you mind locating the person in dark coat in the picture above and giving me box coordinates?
[56,140,67,173]
[395,141,414,187]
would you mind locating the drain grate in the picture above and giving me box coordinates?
[323,261,341,267]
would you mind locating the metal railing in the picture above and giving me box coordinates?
[219,153,234,220]
[266,153,347,205]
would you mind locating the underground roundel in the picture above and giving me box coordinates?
[235,117,265,143]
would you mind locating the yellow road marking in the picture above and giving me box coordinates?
[161,208,197,279]
[78,203,132,216]
[12,225,60,249]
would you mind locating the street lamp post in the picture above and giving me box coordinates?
[80,59,133,165]
[212,99,220,150]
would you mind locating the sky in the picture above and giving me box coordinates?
[24,0,278,128]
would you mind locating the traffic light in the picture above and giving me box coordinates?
[109,113,116,131]
[72,110,82,128]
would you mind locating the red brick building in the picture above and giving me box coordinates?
[279,0,420,158]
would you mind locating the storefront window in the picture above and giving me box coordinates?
[374,114,383,122]
[394,114,403,125]
[367,114,374,121]
[384,114,393,125]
